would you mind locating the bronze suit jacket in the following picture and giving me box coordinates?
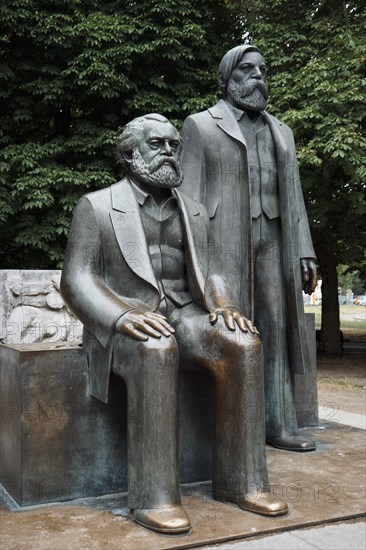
[61,178,237,403]
[180,100,316,374]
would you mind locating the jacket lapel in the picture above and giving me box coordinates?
[209,101,289,167]
[110,181,208,300]
[262,111,288,175]
[110,180,159,292]
[209,100,247,148]
[173,189,207,299]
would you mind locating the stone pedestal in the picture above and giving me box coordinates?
[0,343,214,506]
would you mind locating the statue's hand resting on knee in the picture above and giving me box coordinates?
[116,306,259,341]
[209,307,259,335]
[115,309,175,341]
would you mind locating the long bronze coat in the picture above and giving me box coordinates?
[181,99,316,374]
[61,178,237,403]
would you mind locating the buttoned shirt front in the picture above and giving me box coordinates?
[228,104,280,219]
[131,181,192,315]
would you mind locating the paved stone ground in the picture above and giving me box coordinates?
[201,519,366,549]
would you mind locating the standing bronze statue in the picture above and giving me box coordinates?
[61,113,287,535]
[181,45,318,452]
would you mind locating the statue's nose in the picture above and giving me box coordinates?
[162,141,173,155]
[252,66,262,79]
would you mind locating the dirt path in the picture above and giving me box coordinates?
[317,338,365,415]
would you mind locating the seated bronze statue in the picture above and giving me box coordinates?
[61,113,288,535]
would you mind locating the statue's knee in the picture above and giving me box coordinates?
[214,332,263,383]
[212,319,261,350]
[238,332,262,350]
[113,334,179,381]
[138,334,178,358]
[217,328,262,363]
[235,332,262,361]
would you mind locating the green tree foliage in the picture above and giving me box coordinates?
[0,0,241,267]
[1,0,365,353]
[337,265,366,295]
[234,0,366,352]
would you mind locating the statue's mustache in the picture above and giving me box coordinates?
[242,79,269,100]
[149,156,180,174]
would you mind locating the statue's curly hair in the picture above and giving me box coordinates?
[116,113,172,170]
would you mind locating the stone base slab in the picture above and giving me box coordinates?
[1,422,365,549]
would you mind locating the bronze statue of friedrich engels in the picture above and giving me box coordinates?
[180,45,318,452]
[61,113,288,535]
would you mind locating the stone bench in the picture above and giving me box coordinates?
[0,343,215,506]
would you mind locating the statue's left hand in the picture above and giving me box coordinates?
[301,259,317,295]
[209,307,259,334]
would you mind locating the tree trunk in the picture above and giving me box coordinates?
[341,1,349,25]
[55,105,71,137]
[315,236,342,354]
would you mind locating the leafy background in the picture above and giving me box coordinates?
[1,0,365,351]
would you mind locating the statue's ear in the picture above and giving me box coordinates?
[122,150,133,166]
[217,71,227,92]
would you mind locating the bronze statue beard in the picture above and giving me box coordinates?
[227,78,268,111]
[131,148,183,188]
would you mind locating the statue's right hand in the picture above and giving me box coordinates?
[114,309,175,341]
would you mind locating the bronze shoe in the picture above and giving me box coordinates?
[236,492,288,516]
[267,435,316,452]
[133,505,192,534]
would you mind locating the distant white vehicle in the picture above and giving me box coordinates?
[357,296,366,306]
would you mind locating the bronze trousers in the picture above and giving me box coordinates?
[252,214,299,439]
[112,303,269,510]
